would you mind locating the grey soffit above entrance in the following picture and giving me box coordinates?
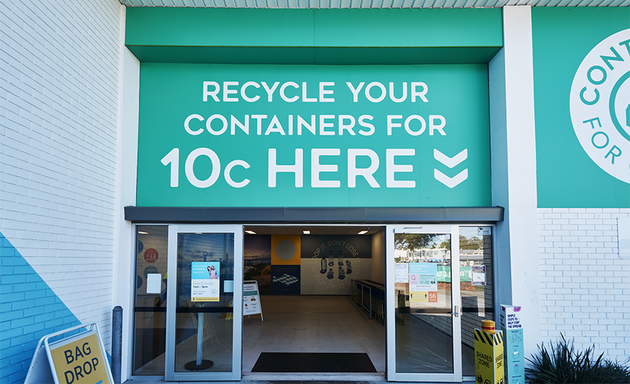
[120,0,630,8]
[124,206,504,223]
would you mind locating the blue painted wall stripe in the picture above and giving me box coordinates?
[0,232,81,384]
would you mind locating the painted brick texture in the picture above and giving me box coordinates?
[0,0,122,381]
[538,208,630,360]
[0,233,81,383]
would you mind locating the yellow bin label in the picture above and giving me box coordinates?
[474,329,504,384]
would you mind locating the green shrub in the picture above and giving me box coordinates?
[525,334,630,384]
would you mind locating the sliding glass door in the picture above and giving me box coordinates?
[165,225,243,381]
[386,225,462,382]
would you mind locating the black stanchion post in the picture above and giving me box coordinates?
[112,306,123,384]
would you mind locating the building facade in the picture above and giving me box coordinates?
[1,1,629,383]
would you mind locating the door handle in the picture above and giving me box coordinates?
[449,305,460,317]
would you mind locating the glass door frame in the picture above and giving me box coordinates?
[385,224,462,382]
[165,224,244,381]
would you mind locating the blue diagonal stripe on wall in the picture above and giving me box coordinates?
[0,232,81,384]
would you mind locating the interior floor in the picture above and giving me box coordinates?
[242,295,386,373]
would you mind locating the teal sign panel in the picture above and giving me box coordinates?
[137,64,491,207]
[533,8,630,208]
[125,8,503,65]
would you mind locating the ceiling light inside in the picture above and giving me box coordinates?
[358,230,368,235]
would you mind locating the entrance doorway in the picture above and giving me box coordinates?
[240,225,386,378]
[131,223,495,382]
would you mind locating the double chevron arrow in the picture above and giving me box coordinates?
[434,149,468,188]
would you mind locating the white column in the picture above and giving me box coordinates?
[489,5,541,357]
[113,4,141,380]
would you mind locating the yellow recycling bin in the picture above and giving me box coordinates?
[474,328,504,384]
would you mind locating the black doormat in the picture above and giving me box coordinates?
[251,352,377,373]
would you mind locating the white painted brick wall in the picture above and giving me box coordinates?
[0,0,122,349]
[538,208,630,360]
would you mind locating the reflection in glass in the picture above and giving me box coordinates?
[133,225,168,375]
[394,233,453,374]
[459,226,494,377]
[175,233,234,372]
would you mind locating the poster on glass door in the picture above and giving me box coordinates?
[395,263,409,283]
[191,262,220,302]
[409,263,438,303]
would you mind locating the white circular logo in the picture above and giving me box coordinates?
[570,29,630,183]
